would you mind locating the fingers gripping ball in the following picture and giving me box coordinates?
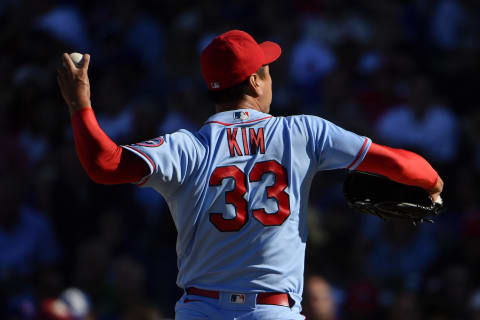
[344,171,444,226]
[64,52,84,68]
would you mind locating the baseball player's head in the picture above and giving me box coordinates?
[201,30,281,114]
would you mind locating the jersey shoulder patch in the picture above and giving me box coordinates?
[133,136,164,147]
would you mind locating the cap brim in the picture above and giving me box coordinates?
[260,41,281,64]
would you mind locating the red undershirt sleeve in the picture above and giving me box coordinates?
[356,142,439,191]
[71,108,150,184]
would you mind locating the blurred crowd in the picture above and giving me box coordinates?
[0,0,479,319]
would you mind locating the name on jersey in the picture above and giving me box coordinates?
[226,127,265,157]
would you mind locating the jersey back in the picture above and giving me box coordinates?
[122,109,370,302]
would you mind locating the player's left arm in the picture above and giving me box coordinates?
[304,115,443,200]
[303,116,372,172]
[57,53,150,184]
[356,143,444,201]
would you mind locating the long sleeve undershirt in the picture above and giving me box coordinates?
[71,107,149,184]
[356,142,438,190]
[71,108,438,191]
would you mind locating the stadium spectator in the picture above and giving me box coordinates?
[303,275,337,320]
[376,75,459,163]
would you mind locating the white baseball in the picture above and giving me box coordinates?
[69,52,84,68]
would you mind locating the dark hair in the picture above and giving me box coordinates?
[207,66,266,105]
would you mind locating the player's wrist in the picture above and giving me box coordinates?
[68,101,92,117]
[427,174,443,194]
[68,98,92,115]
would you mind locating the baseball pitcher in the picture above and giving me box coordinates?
[57,30,443,319]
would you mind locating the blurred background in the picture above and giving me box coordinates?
[0,0,479,319]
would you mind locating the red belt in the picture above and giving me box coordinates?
[186,287,291,307]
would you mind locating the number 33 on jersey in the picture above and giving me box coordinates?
[121,109,371,303]
[209,159,290,232]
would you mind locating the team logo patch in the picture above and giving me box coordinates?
[233,111,249,121]
[135,136,164,147]
[230,294,246,304]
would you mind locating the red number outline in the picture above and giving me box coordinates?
[249,160,291,226]
[209,166,248,232]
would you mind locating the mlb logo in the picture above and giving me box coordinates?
[211,82,220,89]
[230,294,246,304]
[233,111,249,120]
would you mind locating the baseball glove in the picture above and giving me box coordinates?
[344,171,444,226]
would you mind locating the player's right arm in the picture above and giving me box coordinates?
[57,53,150,184]
[301,115,443,201]
[57,53,199,191]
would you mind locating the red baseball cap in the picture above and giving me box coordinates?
[201,30,282,91]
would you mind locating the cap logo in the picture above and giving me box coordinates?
[211,82,220,89]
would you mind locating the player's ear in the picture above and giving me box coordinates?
[248,73,263,97]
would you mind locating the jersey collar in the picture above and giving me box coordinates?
[203,109,273,127]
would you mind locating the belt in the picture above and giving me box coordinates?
[186,287,291,307]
